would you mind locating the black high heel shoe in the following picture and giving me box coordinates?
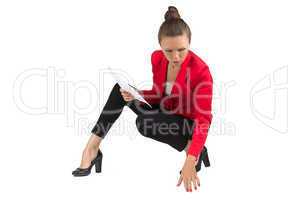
[72,150,103,177]
[180,146,210,174]
[195,146,210,171]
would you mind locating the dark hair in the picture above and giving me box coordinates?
[158,6,191,44]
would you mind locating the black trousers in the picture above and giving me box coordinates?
[91,83,195,152]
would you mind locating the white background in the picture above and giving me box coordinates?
[0,0,299,199]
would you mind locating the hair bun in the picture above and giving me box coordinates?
[164,6,181,21]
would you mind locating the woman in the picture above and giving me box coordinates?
[72,6,213,192]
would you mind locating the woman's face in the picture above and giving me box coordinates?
[160,33,190,67]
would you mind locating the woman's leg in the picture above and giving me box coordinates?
[91,83,160,137]
[135,112,195,152]
[136,112,204,165]
[79,134,102,168]
[79,83,159,168]
[135,112,201,166]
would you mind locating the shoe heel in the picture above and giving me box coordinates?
[95,157,102,173]
[203,153,210,167]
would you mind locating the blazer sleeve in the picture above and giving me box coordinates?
[138,51,162,105]
[187,66,213,159]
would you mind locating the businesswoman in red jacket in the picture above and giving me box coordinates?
[72,6,213,192]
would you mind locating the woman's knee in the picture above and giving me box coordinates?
[112,83,121,93]
[109,83,125,103]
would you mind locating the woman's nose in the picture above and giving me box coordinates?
[171,51,180,61]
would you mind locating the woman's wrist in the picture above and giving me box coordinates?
[185,155,197,164]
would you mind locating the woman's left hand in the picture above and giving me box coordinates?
[120,88,135,102]
[176,155,200,192]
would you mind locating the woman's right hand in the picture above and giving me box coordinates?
[120,88,135,102]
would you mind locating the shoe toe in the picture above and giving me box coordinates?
[72,168,83,175]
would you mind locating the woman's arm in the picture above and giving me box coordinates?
[177,66,213,192]
[187,66,213,159]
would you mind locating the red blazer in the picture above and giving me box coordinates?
[138,50,213,158]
